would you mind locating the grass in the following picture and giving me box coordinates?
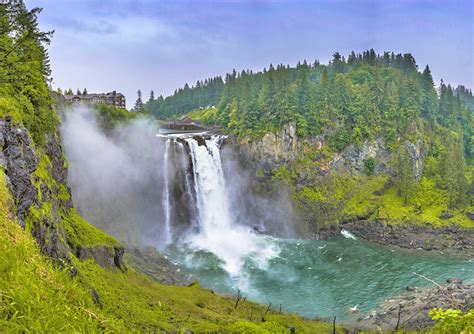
[62,209,120,248]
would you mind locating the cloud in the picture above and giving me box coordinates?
[26,0,474,109]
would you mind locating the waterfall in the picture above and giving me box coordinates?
[186,136,233,234]
[162,138,172,243]
[156,132,278,277]
[183,135,277,276]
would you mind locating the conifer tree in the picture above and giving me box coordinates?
[421,65,437,120]
[133,89,145,113]
[148,90,155,103]
[441,136,468,209]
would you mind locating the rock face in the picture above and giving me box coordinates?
[0,119,38,223]
[78,246,125,270]
[357,282,474,331]
[1,119,73,266]
[330,138,392,175]
[404,141,424,181]
[125,247,193,285]
[238,123,298,169]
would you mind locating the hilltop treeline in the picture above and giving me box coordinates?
[145,76,224,118]
[145,50,472,160]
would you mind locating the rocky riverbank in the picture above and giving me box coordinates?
[355,279,474,331]
[341,220,474,256]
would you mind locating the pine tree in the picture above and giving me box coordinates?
[148,90,155,103]
[421,65,437,120]
[83,88,87,95]
[133,89,145,113]
[441,136,468,209]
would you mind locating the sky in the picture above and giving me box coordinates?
[26,0,474,109]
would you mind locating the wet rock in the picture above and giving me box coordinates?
[341,220,474,254]
[358,283,474,331]
[193,135,207,146]
[406,285,417,292]
[1,119,76,269]
[0,120,38,223]
[125,246,194,285]
[45,133,73,211]
[447,278,463,284]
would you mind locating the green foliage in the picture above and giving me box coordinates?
[364,157,376,176]
[93,103,136,132]
[144,50,473,163]
[145,77,224,119]
[0,1,58,146]
[429,308,474,333]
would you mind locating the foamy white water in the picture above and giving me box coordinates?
[341,229,357,240]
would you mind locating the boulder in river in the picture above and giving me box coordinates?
[446,278,463,284]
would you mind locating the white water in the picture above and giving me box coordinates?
[162,139,172,243]
[185,136,278,277]
[341,229,357,240]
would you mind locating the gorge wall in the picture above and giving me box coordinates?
[224,123,462,240]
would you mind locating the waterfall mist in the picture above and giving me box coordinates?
[220,145,296,238]
[61,106,170,246]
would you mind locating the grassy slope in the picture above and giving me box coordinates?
[0,170,338,333]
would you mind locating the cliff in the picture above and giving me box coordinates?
[229,123,474,243]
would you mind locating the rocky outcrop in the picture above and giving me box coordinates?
[0,118,38,223]
[342,220,474,254]
[330,138,392,175]
[357,282,474,331]
[125,247,193,285]
[238,123,298,169]
[405,141,424,181]
[78,245,125,270]
[44,132,73,211]
[1,118,73,266]
[235,123,425,179]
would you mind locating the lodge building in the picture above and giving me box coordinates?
[64,91,126,108]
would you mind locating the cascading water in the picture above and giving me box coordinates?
[161,138,172,244]
[184,135,277,276]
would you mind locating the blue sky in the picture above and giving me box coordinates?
[27,0,473,108]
